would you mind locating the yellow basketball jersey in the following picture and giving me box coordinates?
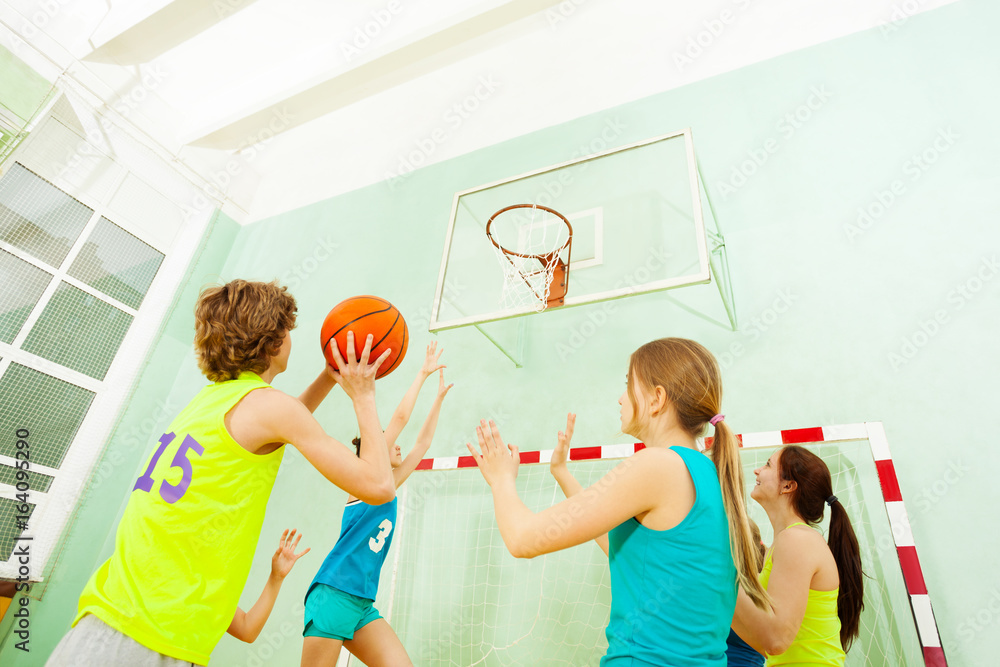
[75,372,284,665]
[760,534,847,666]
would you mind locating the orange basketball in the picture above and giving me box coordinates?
[320,296,408,379]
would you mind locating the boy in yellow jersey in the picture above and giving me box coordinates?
[46,280,397,667]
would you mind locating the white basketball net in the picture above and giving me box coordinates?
[489,206,570,312]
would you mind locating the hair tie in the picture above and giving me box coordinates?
[826,495,838,506]
[709,414,725,426]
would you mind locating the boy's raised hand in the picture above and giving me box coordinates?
[421,341,446,377]
[271,529,310,580]
[326,332,390,401]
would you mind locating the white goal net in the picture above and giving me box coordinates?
[369,428,935,666]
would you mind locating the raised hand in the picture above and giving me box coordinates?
[467,420,519,487]
[326,331,391,401]
[550,412,576,474]
[421,341,446,377]
[436,369,454,400]
[271,529,310,580]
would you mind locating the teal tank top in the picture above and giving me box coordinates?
[601,446,737,667]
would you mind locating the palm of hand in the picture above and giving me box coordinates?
[271,529,309,578]
[437,369,454,399]
[551,413,576,469]
[468,420,519,486]
[422,342,445,375]
[273,548,297,577]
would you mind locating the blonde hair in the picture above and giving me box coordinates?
[626,338,771,610]
[194,279,297,382]
[748,517,765,571]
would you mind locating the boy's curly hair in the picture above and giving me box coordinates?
[194,279,297,382]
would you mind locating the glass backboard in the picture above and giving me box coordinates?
[430,129,710,331]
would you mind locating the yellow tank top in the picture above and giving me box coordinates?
[759,523,846,666]
[75,372,284,665]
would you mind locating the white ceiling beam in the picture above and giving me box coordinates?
[84,0,260,64]
[181,0,563,150]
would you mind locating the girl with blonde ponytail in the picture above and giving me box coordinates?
[468,338,770,666]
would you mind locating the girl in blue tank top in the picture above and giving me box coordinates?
[725,519,767,667]
[301,343,453,667]
[469,338,773,666]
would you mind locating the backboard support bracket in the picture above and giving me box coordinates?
[474,317,527,368]
[699,158,738,331]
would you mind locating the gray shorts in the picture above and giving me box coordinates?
[45,614,197,667]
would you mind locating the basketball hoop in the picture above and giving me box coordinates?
[486,204,573,311]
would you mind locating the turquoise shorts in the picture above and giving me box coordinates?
[303,584,382,641]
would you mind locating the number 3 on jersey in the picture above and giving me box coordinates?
[369,519,393,553]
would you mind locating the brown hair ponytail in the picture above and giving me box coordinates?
[627,338,771,611]
[779,445,864,650]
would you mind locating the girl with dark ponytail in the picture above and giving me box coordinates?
[732,445,864,664]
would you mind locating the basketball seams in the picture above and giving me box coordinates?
[321,298,394,353]
[371,310,400,352]
[320,296,407,379]
[327,302,395,341]
[380,319,407,376]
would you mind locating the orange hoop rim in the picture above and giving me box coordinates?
[485,204,573,262]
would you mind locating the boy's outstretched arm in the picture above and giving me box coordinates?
[393,369,453,488]
[297,368,337,413]
[274,332,395,503]
[228,530,310,643]
[384,342,445,446]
